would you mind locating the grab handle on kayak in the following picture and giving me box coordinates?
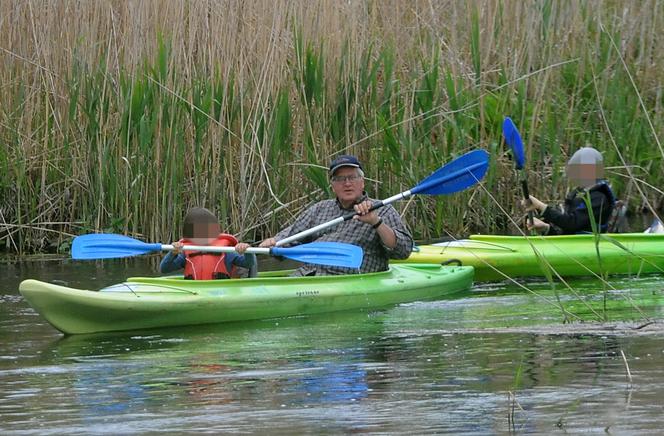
[440,259,463,267]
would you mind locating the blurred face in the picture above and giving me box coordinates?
[185,222,221,245]
[330,167,364,208]
[566,163,603,188]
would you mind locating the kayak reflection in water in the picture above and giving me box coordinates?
[521,146,619,235]
[259,155,413,276]
[160,207,257,279]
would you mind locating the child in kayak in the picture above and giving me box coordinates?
[160,207,256,279]
[521,146,616,235]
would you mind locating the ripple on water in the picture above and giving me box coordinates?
[3,259,664,433]
[0,294,25,304]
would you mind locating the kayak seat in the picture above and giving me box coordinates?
[248,261,258,278]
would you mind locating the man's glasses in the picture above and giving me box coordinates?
[331,175,362,183]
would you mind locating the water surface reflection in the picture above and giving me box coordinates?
[2,257,664,433]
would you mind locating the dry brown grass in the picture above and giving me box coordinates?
[1,1,662,253]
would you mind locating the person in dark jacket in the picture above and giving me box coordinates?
[521,147,616,235]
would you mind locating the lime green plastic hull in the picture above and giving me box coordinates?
[398,233,664,282]
[19,264,473,335]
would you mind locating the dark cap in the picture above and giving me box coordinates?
[329,155,363,175]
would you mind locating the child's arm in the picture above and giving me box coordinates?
[160,251,186,273]
[231,243,256,269]
[230,252,256,269]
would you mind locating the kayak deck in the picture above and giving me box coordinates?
[398,233,664,281]
[19,264,474,335]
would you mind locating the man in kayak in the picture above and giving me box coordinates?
[259,155,413,276]
[521,146,616,235]
[160,207,257,279]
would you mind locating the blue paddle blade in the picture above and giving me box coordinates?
[272,242,363,269]
[502,117,526,170]
[72,234,162,259]
[411,149,490,195]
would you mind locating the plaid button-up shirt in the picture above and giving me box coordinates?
[275,194,413,276]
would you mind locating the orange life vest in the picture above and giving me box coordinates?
[181,234,239,280]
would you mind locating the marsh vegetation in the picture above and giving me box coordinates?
[1,0,662,254]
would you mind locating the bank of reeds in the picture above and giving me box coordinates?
[1,0,662,254]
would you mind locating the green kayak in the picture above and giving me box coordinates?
[19,263,473,335]
[398,233,664,282]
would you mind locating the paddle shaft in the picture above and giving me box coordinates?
[163,244,274,255]
[276,156,487,247]
[275,151,488,247]
[275,192,407,247]
[502,117,534,227]
[520,176,534,225]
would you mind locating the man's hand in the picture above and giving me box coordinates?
[352,200,380,226]
[258,238,276,248]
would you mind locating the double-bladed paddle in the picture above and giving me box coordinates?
[276,149,490,246]
[71,233,363,269]
[502,117,533,226]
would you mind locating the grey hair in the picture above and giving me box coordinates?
[330,167,364,180]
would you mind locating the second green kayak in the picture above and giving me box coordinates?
[19,263,474,335]
[398,233,664,282]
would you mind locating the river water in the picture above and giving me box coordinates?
[2,256,664,434]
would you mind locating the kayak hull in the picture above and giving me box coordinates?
[19,264,473,335]
[399,233,664,282]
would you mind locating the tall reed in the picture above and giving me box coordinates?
[0,0,662,254]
